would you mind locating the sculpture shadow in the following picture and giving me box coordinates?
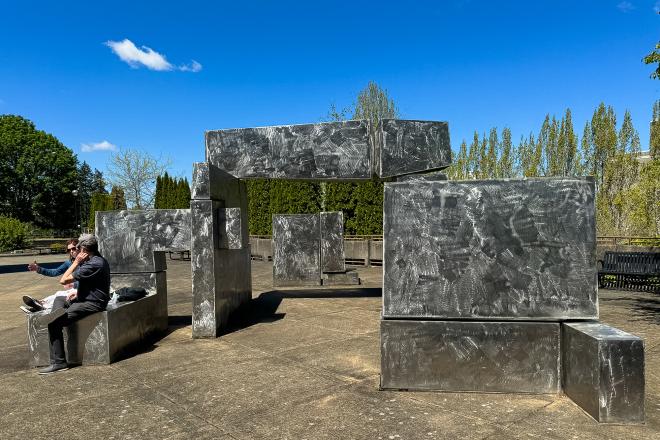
[265,287,382,299]
[600,293,660,325]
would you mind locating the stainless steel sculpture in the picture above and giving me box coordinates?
[272,212,359,287]
[562,322,645,423]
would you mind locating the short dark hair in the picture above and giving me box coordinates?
[66,238,79,247]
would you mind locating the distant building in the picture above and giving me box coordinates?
[636,150,652,165]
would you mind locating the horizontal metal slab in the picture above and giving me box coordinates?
[562,322,645,423]
[383,178,597,320]
[206,120,371,179]
[380,320,561,393]
[96,209,191,273]
[379,120,451,178]
[321,270,360,285]
[205,119,452,179]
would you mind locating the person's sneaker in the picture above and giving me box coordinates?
[19,305,37,314]
[38,363,69,375]
[34,307,66,327]
[22,295,44,311]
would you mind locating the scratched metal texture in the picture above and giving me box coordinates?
[272,214,321,286]
[383,178,597,320]
[380,319,561,393]
[562,322,645,423]
[320,211,345,273]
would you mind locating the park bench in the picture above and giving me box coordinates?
[597,251,659,292]
[27,272,168,366]
[168,250,190,260]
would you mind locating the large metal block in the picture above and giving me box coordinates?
[191,200,251,338]
[380,320,561,393]
[383,178,598,320]
[272,214,321,286]
[379,120,451,178]
[192,162,246,207]
[206,121,371,179]
[562,322,645,423]
[96,209,191,273]
[320,211,345,273]
[28,272,167,366]
[395,171,448,182]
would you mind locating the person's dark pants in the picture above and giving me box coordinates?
[48,296,105,365]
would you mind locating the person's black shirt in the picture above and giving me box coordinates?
[73,255,111,305]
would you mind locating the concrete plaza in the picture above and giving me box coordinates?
[0,255,658,439]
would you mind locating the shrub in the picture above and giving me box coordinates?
[50,243,66,253]
[0,216,32,252]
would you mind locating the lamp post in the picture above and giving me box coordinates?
[72,189,80,234]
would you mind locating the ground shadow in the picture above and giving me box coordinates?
[265,287,382,299]
[600,291,660,325]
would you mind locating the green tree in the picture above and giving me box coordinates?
[643,41,660,80]
[590,103,617,188]
[0,115,78,229]
[110,186,127,210]
[558,109,579,176]
[447,140,469,180]
[352,81,400,159]
[499,128,514,178]
[486,128,498,178]
[466,131,480,178]
[651,100,660,160]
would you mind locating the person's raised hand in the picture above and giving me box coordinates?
[75,251,90,264]
[27,261,38,272]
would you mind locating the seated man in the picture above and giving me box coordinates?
[37,234,111,375]
[22,239,80,313]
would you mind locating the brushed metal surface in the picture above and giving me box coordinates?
[380,319,561,393]
[383,178,597,320]
[272,214,321,287]
[321,211,345,273]
[562,322,645,423]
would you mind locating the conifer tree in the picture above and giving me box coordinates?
[590,103,617,188]
[466,131,480,178]
[110,186,127,210]
[155,176,162,209]
[478,133,488,178]
[651,100,660,160]
[486,128,498,178]
[499,128,514,178]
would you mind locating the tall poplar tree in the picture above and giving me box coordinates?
[651,100,660,160]
[499,127,514,178]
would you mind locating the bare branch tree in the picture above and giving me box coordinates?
[106,148,171,209]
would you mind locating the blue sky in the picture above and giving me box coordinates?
[0,1,658,181]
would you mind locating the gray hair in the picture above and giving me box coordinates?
[77,233,99,252]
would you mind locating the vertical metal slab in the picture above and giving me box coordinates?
[562,322,645,423]
[206,121,371,179]
[272,214,321,286]
[96,209,191,273]
[379,120,451,178]
[191,199,220,338]
[383,178,598,320]
[219,207,244,249]
[380,320,561,394]
[320,211,345,273]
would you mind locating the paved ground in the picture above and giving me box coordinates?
[0,256,658,439]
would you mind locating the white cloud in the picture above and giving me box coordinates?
[179,60,203,72]
[105,38,202,73]
[81,140,118,153]
[617,1,635,12]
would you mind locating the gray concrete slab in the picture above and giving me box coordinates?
[0,258,658,439]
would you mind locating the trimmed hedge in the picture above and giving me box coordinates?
[246,178,384,235]
[0,215,32,252]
